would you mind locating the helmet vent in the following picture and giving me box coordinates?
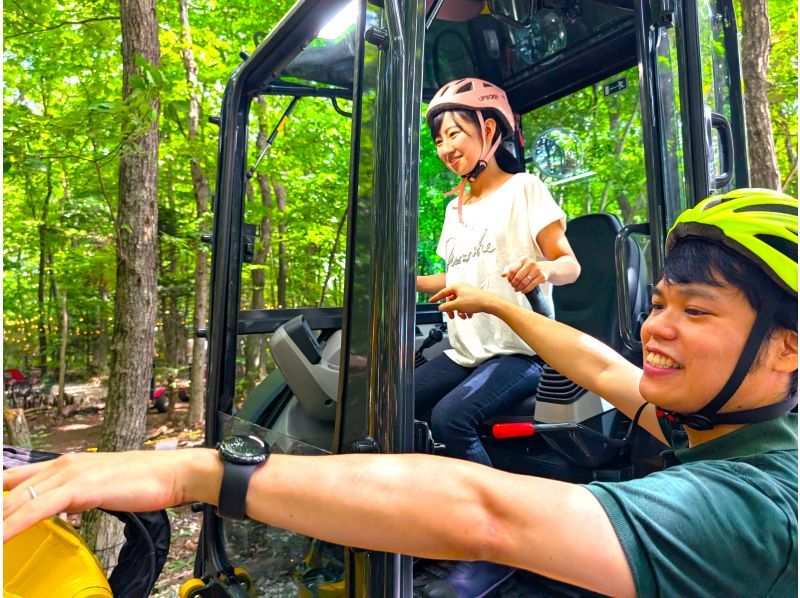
[736,203,798,216]
[456,81,474,93]
[755,233,797,261]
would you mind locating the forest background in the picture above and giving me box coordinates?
[2,0,797,587]
[3,0,797,423]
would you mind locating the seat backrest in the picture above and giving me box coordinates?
[553,213,647,363]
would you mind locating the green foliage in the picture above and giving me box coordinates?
[3,0,797,382]
[767,0,798,196]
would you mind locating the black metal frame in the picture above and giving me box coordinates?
[673,0,710,203]
[631,0,668,278]
[719,0,749,188]
[201,0,351,583]
[330,0,425,593]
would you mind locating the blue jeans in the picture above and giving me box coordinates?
[415,352,542,467]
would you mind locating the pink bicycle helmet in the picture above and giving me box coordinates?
[426,78,514,133]
[426,78,516,222]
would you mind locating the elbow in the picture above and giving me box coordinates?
[457,495,513,564]
[470,511,509,563]
[562,255,580,284]
[571,258,581,282]
[553,257,580,286]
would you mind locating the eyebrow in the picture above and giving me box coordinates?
[652,284,721,301]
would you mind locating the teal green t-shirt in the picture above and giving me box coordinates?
[586,415,797,597]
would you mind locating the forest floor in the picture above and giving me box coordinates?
[22,379,203,597]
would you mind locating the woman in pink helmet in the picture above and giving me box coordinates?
[415,78,581,597]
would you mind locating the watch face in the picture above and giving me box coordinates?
[219,435,269,465]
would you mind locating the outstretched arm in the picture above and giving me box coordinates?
[4,449,635,597]
[431,283,666,443]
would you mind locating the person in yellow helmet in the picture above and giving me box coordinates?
[5,189,797,597]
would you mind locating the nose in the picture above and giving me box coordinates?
[641,307,679,342]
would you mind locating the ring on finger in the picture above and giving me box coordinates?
[526,275,534,282]
[28,486,38,500]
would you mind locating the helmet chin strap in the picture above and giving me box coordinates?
[445,111,505,224]
[657,293,796,430]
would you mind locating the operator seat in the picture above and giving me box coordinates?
[556,213,647,362]
[495,212,648,419]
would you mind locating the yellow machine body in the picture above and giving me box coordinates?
[4,514,112,598]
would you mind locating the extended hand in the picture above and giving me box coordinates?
[3,448,216,542]
[502,257,550,293]
[430,283,498,319]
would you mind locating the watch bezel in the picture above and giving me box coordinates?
[217,434,270,465]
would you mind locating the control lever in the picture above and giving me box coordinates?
[525,286,554,319]
[414,327,444,368]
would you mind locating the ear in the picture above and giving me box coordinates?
[771,329,798,374]
[483,117,497,143]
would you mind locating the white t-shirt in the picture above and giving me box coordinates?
[436,172,566,367]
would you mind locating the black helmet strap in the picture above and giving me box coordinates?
[657,293,793,430]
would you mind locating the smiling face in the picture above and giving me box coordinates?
[433,111,496,177]
[638,278,757,413]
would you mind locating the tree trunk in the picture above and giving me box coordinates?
[180,0,211,427]
[93,284,110,374]
[101,0,160,453]
[244,100,274,389]
[57,288,69,422]
[3,408,32,448]
[780,120,797,191]
[83,0,161,569]
[319,206,348,307]
[161,250,180,374]
[189,249,209,427]
[272,178,288,307]
[741,0,781,190]
[37,168,53,377]
[599,103,639,218]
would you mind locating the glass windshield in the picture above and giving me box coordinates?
[277,8,380,93]
[218,413,337,596]
[521,66,647,224]
[278,1,635,99]
[217,412,332,455]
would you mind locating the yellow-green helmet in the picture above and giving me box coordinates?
[666,188,798,296]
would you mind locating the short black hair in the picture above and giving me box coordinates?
[664,236,797,396]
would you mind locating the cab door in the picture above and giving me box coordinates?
[331,0,425,595]
[675,0,749,203]
[630,0,748,285]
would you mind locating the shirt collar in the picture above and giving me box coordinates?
[661,414,797,467]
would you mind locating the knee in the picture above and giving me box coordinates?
[431,404,476,444]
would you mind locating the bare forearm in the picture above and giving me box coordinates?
[189,450,500,560]
[544,255,580,286]
[491,300,633,394]
[417,273,446,295]
[489,300,663,440]
[186,449,633,597]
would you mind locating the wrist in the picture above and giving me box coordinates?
[486,296,511,318]
[181,448,223,506]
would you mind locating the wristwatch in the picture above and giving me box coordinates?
[216,434,271,520]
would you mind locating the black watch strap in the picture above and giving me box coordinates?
[217,461,258,520]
